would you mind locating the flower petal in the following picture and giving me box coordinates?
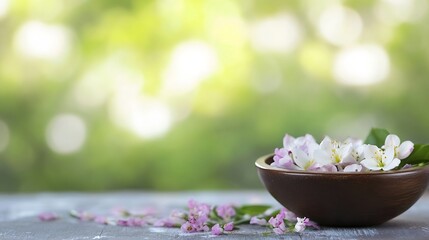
[383,158,400,171]
[305,219,320,229]
[401,164,413,169]
[397,141,414,159]
[343,164,363,172]
[283,134,295,148]
[360,158,382,171]
[313,149,331,165]
[211,224,223,235]
[384,134,400,148]
[316,164,338,172]
[319,136,332,151]
[274,148,287,158]
[383,147,395,166]
[363,145,379,159]
[340,143,357,165]
[250,216,267,225]
[223,222,234,231]
[291,148,310,169]
[278,156,296,170]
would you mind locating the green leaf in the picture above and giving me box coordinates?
[236,205,271,216]
[401,144,429,167]
[233,217,251,225]
[364,128,390,147]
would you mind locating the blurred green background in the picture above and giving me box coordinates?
[1,0,429,191]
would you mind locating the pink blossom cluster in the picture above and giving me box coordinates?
[38,201,317,236]
[180,200,211,233]
[180,200,235,235]
[250,208,319,234]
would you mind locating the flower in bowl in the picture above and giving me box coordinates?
[256,128,429,227]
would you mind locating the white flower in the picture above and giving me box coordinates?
[272,134,317,170]
[360,145,400,171]
[343,163,363,172]
[294,217,308,233]
[292,143,320,170]
[273,132,415,172]
[345,138,364,162]
[383,134,414,159]
[293,134,318,154]
[314,137,356,166]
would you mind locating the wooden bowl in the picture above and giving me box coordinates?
[255,154,429,227]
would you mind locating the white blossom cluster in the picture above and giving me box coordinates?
[272,134,414,172]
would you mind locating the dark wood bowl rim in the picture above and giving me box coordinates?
[256,154,429,176]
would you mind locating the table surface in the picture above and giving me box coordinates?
[0,191,428,240]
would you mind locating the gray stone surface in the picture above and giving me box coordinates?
[0,191,428,240]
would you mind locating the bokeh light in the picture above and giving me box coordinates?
[249,13,302,53]
[14,21,71,60]
[109,96,172,139]
[0,0,9,18]
[46,114,87,154]
[333,45,390,86]
[375,0,427,24]
[1,0,429,192]
[162,40,218,95]
[317,5,363,46]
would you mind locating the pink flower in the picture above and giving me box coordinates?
[180,200,211,233]
[223,222,234,231]
[272,147,295,169]
[38,212,58,221]
[180,214,210,232]
[268,210,285,230]
[272,154,296,170]
[181,221,195,233]
[272,134,318,170]
[281,208,296,222]
[274,147,288,160]
[188,200,210,222]
[216,204,236,220]
[211,224,223,235]
[180,216,209,233]
[250,216,267,225]
[273,222,287,234]
[268,208,304,234]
